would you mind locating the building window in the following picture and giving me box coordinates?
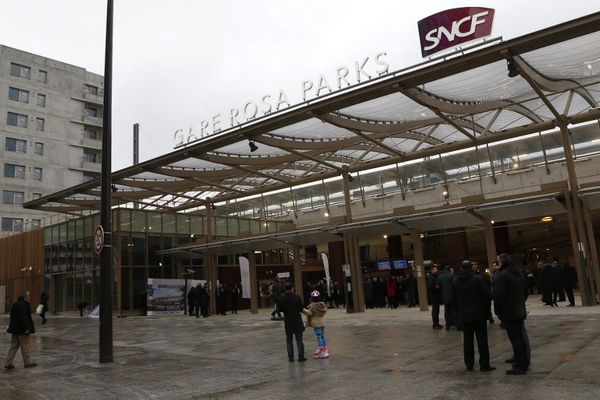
[85,84,98,95]
[3,190,25,205]
[38,70,48,83]
[32,192,42,200]
[83,150,98,163]
[83,128,99,140]
[85,105,98,117]
[31,219,41,229]
[36,118,45,131]
[7,112,28,128]
[5,138,27,153]
[10,63,31,79]
[37,93,46,107]
[33,167,43,181]
[4,163,26,179]
[1,217,23,232]
[8,87,29,103]
[34,142,44,156]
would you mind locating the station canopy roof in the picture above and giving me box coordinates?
[24,12,600,216]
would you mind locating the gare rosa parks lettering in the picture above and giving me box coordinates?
[173,52,389,147]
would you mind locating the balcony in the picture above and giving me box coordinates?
[82,115,103,127]
[82,136,102,150]
[81,158,101,173]
[83,91,104,105]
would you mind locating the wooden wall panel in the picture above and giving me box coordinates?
[0,229,44,313]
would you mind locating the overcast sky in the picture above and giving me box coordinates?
[1,1,598,170]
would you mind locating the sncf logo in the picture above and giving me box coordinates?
[418,7,495,57]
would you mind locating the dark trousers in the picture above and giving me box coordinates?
[188,302,195,316]
[194,302,200,317]
[231,300,238,314]
[286,331,305,361]
[565,285,575,305]
[200,301,209,317]
[504,320,528,370]
[406,290,416,307]
[462,321,490,368]
[444,303,456,327]
[431,303,440,326]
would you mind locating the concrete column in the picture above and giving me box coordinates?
[564,191,592,306]
[583,206,600,302]
[292,244,303,303]
[206,253,218,315]
[343,233,365,312]
[411,231,429,312]
[483,221,497,269]
[559,120,594,305]
[249,253,258,314]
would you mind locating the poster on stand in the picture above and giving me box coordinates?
[147,278,186,315]
[239,257,251,299]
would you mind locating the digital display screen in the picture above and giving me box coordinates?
[376,260,391,270]
[393,259,408,269]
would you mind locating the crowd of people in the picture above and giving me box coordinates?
[3,256,580,372]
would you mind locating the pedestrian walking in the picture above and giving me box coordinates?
[4,290,37,370]
[231,284,240,314]
[38,291,48,324]
[428,267,443,329]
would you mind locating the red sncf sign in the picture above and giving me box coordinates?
[418,7,495,58]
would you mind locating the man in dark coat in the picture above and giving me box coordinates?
[427,267,443,329]
[494,253,530,375]
[199,283,210,317]
[438,265,457,330]
[217,283,227,315]
[275,283,306,362]
[405,272,417,307]
[453,260,495,372]
[187,285,197,317]
[561,263,577,306]
[4,290,37,369]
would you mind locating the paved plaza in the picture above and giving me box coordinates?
[1,295,600,400]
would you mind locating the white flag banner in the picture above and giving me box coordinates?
[239,256,251,299]
[321,252,332,297]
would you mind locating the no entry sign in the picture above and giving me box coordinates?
[94,225,104,255]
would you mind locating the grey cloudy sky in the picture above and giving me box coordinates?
[1,1,598,170]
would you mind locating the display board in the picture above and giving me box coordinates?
[147,279,186,315]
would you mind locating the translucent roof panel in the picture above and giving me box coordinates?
[270,118,354,140]
[339,93,436,121]
[215,141,289,156]
[523,31,600,79]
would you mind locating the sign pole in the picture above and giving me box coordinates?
[99,0,114,364]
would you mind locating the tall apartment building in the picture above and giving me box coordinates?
[0,45,104,235]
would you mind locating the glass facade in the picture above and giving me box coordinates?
[43,208,290,312]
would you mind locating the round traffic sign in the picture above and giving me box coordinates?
[94,225,104,255]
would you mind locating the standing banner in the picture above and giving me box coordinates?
[239,256,251,299]
[321,252,332,297]
[147,278,186,315]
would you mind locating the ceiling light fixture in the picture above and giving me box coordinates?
[248,140,258,152]
[507,57,519,78]
[541,216,554,223]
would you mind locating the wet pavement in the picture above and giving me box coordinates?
[1,294,600,400]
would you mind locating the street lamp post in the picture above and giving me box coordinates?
[99,0,114,363]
